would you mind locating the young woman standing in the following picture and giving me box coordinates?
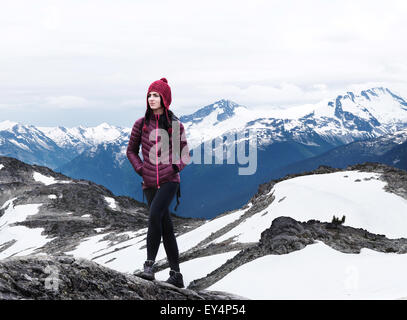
[127,78,190,288]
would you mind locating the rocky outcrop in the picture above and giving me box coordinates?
[0,254,247,300]
[188,216,407,291]
[0,156,205,256]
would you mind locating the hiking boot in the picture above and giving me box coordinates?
[166,270,184,288]
[137,260,156,281]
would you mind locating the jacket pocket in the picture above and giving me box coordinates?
[136,162,144,177]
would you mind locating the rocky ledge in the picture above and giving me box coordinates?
[0,254,247,300]
[188,216,407,291]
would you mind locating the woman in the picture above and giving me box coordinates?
[126,77,190,288]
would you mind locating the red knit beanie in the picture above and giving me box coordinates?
[144,77,173,133]
[147,77,172,110]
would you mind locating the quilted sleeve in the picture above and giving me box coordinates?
[127,118,144,176]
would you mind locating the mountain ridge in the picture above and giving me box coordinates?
[2,86,407,162]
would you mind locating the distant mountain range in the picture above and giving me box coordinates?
[272,127,407,179]
[0,120,130,169]
[1,86,407,218]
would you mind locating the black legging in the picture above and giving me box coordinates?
[143,181,180,272]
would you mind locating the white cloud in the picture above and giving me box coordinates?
[45,95,90,109]
[0,0,406,125]
[41,5,62,30]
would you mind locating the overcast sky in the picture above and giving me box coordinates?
[1,0,406,127]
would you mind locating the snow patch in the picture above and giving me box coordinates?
[0,200,52,259]
[104,196,117,210]
[65,228,150,273]
[0,120,18,131]
[33,172,57,185]
[175,206,249,253]
[155,251,240,286]
[0,200,42,226]
[208,241,407,299]
[9,139,30,151]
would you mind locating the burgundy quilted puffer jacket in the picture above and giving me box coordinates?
[127,112,190,190]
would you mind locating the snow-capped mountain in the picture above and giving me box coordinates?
[37,122,131,154]
[1,156,407,299]
[240,87,407,149]
[173,87,407,154]
[0,121,131,169]
[0,120,69,169]
[174,87,407,162]
[2,86,407,168]
[179,99,262,150]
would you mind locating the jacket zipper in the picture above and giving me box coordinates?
[155,113,160,189]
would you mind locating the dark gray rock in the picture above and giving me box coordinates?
[0,254,247,300]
